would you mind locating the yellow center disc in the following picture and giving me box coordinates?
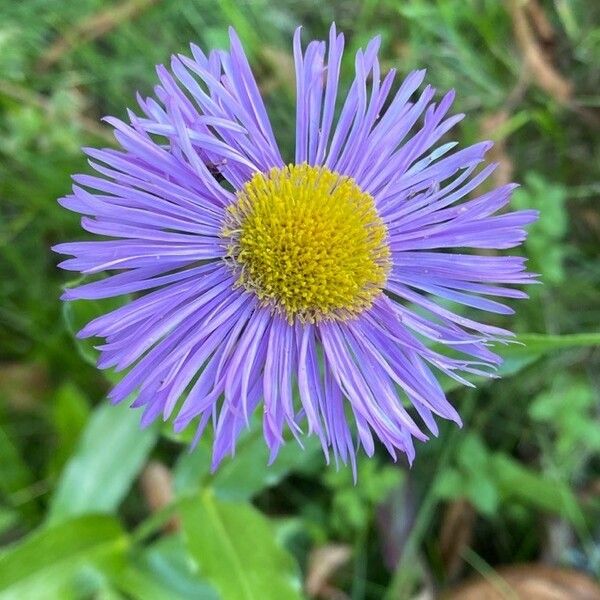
[221,164,390,323]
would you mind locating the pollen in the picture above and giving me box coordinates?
[221,164,390,323]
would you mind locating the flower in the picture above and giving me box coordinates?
[54,25,537,472]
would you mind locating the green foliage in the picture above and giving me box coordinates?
[435,433,500,515]
[395,0,515,107]
[47,382,90,477]
[530,375,600,479]
[1,0,599,598]
[323,456,403,536]
[48,400,158,524]
[174,423,321,501]
[180,491,303,600]
[513,173,568,285]
[115,536,220,600]
[435,432,582,523]
[0,425,33,506]
[62,294,130,366]
[0,515,128,600]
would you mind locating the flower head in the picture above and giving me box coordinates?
[222,164,391,323]
[54,25,537,472]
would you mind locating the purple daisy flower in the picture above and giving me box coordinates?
[54,25,537,473]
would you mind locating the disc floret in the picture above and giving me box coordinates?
[222,164,390,323]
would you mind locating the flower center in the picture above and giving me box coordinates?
[221,164,390,323]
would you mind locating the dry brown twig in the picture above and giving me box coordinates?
[439,499,477,582]
[480,109,515,188]
[483,0,596,189]
[508,0,573,105]
[524,0,555,43]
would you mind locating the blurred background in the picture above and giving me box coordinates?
[1,1,599,598]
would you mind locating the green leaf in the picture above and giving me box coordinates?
[48,400,158,523]
[434,468,464,498]
[442,332,600,391]
[496,353,540,377]
[94,588,128,600]
[510,333,600,355]
[62,295,128,366]
[0,424,32,500]
[172,442,211,493]
[456,433,489,473]
[0,508,19,537]
[497,333,600,377]
[0,515,127,600]
[115,536,219,600]
[180,490,303,600]
[48,382,90,477]
[466,476,499,516]
[174,422,321,501]
[492,454,583,526]
[210,434,321,501]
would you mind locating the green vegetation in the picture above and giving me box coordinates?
[1,1,599,598]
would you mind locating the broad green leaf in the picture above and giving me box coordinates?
[433,468,463,498]
[48,382,90,477]
[172,441,211,493]
[465,476,499,515]
[48,400,158,523]
[174,422,321,501]
[211,433,320,501]
[115,536,218,600]
[180,490,303,600]
[456,433,488,473]
[0,515,127,600]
